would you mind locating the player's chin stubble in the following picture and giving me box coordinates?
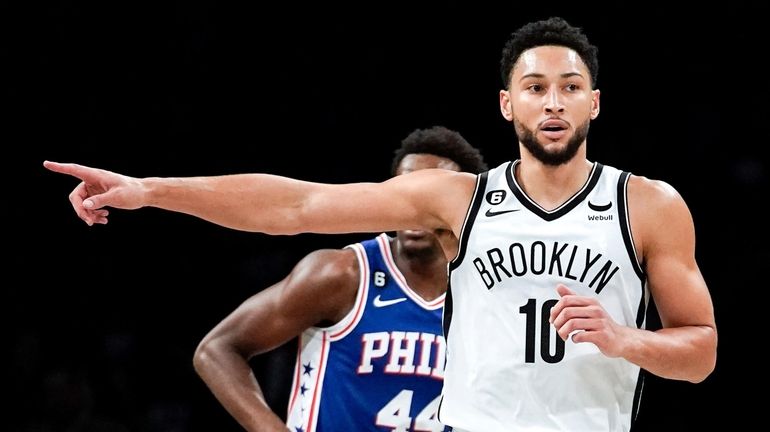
[514,118,590,166]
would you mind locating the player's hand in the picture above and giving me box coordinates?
[549,284,628,358]
[44,161,146,226]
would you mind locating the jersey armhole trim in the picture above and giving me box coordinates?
[617,171,645,280]
[449,170,488,271]
[327,243,370,340]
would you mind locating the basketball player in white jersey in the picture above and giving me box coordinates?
[45,16,717,432]
[193,126,487,432]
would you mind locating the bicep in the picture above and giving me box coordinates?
[636,181,715,329]
[301,170,476,235]
[646,246,713,329]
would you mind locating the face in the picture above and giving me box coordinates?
[499,45,600,166]
[395,153,461,255]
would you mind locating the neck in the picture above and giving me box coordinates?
[516,148,593,211]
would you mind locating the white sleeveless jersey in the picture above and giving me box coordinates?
[439,160,648,432]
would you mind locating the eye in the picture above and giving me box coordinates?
[528,84,543,93]
[565,83,579,92]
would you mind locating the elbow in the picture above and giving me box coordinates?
[192,339,211,377]
[687,359,716,384]
[687,326,718,383]
[687,359,715,384]
[193,334,254,379]
[193,336,221,378]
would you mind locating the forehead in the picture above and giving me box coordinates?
[514,45,588,80]
[397,153,462,174]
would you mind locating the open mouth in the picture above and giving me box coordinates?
[540,119,568,139]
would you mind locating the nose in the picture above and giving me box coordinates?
[544,87,565,114]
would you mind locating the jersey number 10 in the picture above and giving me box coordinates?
[519,298,565,363]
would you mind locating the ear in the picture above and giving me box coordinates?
[590,89,600,120]
[499,90,513,121]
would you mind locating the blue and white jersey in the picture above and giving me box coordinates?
[286,233,448,432]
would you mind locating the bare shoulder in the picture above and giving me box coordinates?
[291,247,360,291]
[626,175,695,258]
[282,246,362,325]
[627,175,690,214]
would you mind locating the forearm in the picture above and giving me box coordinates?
[142,174,310,234]
[622,325,717,382]
[193,344,287,432]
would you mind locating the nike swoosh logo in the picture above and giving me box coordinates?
[588,201,612,212]
[373,295,407,308]
[485,208,520,217]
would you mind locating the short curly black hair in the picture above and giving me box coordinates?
[500,17,599,89]
[390,126,488,176]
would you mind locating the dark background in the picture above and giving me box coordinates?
[8,2,768,431]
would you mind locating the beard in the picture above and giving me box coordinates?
[514,117,590,166]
